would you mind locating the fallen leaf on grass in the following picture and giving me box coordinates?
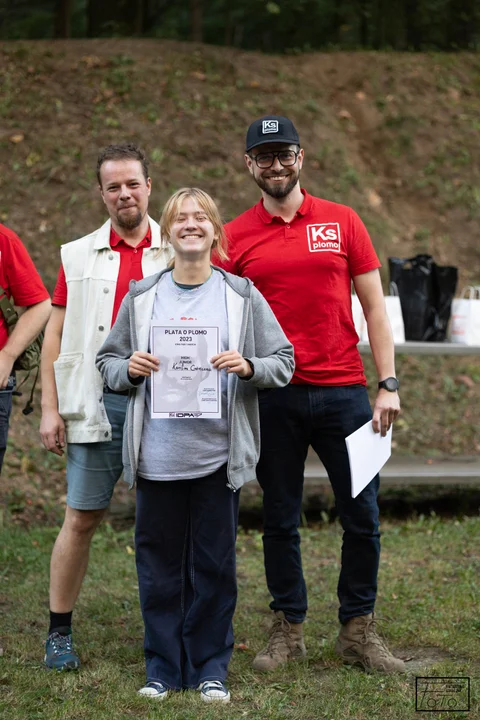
[126,545,135,555]
[456,374,475,389]
[80,55,102,68]
[367,189,382,208]
[234,643,249,651]
[9,133,24,144]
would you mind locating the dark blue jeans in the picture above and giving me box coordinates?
[257,384,380,625]
[135,465,240,690]
[0,375,15,474]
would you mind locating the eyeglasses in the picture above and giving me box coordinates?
[250,149,299,169]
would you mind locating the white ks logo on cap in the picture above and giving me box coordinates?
[262,120,279,134]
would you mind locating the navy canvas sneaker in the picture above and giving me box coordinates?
[137,681,169,700]
[198,680,231,703]
[45,629,80,671]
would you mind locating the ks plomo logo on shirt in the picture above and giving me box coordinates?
[306,223,341,253]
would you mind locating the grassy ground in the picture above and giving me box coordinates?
[1,516,478,719]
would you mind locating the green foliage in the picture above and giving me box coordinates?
[1,0,479,51]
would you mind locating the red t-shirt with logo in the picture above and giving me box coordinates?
[52,226,152,327]
[222,191,381,386]
[0,224,50,350]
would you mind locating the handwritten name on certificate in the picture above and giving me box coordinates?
[150,325,221,419]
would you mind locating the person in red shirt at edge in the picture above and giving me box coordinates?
[40,144,172,671]
[218,116,404,674]
[0,225,51,472]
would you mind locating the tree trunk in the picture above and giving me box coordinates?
[134,0,145,35]
[447,0,478,49]
[191,0,203,42]
[54,0,73,38]
[373,0,389,49]
[404,0,421,50]
[357,0,369,47]
[332,0,345,45]
[87,0,98,37]
[87,0,128,37]
[224,6,233,46]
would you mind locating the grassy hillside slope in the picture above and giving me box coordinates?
[0,41,479,524]
[1,40,480,288]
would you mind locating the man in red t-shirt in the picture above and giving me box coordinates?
[222,116,404,673]
[0,225,51,472]
[39,144,171,671]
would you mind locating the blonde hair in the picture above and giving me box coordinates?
[159,187,228,262]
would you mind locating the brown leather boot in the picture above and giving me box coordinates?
[335,613,405,673]
[252,611,307,672]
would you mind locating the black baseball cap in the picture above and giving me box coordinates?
[246,115,300,153]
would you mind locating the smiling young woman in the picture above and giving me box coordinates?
[160,187,228,275]
[96,187,295,703]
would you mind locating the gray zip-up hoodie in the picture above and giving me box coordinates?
[96,268,294,491]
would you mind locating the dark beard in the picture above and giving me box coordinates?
[255,169,300,199]
[115,208,143,230]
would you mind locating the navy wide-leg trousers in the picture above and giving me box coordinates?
[135,465,240,689]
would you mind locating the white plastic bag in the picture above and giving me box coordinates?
[449,286,480,345]
[361,282,405,344]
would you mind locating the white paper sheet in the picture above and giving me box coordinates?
[345,421,392,498]
[150,325,220,419]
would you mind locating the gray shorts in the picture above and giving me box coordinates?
[66,392,128,511]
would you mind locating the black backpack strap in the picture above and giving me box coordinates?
[0,284,19,329]
[22,366,39,415]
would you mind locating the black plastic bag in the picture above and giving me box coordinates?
[388,255,458,341]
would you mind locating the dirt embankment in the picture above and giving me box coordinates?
[1,41,479,526]
[1,41,479,287]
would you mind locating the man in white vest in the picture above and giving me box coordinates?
[40,144,172,670]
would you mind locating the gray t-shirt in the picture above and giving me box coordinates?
[138,269,229,480]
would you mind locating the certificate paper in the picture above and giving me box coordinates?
[345,420,392,498]
[150,325,220,419]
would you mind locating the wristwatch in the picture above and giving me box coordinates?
[378,377,399,392]
[245,358,255,380]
